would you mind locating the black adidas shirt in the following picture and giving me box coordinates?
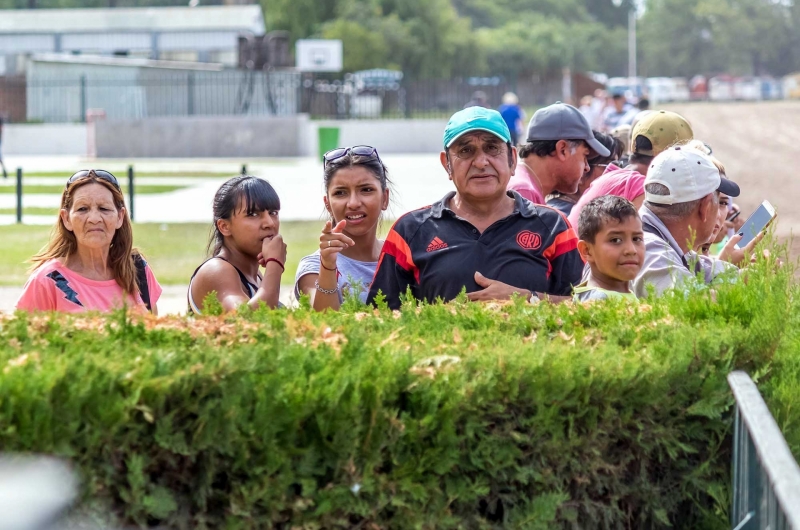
[366,191,584,309]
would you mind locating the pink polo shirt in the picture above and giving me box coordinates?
[507,162,545,205]
[568,164,646,228]
[16,259,162,313]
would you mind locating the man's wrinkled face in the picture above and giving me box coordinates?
[441,132,516,201]
[554,140,591,195]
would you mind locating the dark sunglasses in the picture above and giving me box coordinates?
[323,145,382,167]
[66,169,120,191]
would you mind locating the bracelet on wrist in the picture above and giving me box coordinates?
[264,258,285,271]
[320,261,337,272]
[314,279,339,295]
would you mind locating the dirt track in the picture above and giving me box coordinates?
[664,101,800,260]
[664,102,799,236]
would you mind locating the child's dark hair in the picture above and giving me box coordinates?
[208,175,280,256]
[578,195,639,243]
[323,151,392,192]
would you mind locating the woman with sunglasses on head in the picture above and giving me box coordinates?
[16,170,162,314]
[294,145,390,310]
[188,176,286,314]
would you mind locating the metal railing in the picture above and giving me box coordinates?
[728,371,800,530]
[0,72,579,123]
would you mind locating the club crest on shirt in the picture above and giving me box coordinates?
[516,230,542,250]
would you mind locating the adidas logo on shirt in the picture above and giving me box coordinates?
[426,237,448,252]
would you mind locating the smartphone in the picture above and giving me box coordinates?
[735,200,776,249]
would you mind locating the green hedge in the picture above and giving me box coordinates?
[0,249,796,529]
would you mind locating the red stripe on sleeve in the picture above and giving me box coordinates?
[543,228,580,261]
[381,228,419,281]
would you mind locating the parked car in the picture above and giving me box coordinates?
[783,73,800,99]
[760,76,782,100]
[671,77,691,101]
[709,75,734,101]
[689,75,708,100]
[733,77,762,101]
[607,76,645,102]
[645,77,673,104]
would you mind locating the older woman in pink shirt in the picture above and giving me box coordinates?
[16,170,161,314]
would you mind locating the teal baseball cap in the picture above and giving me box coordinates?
[443,107,512,148]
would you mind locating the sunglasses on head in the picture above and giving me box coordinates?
[323,145,382,167]
[66,169,120,191]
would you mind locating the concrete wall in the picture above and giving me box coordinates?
[0,117,448,157]
[3,123,87,155]
[95,115,310,158]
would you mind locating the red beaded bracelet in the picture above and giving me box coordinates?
[264,258,285,271]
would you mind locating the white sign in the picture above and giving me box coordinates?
[296,39,343,72]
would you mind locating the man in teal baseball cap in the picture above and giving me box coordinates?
[365,106,585,309]
[439,106,517,206]
[442,106,512,148]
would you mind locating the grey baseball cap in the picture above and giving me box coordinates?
[526,102,610,157]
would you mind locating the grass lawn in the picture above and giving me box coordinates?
[0,221,334,287]
[0,184,187,194]
[0,207,59,216]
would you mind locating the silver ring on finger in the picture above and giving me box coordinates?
[328,240,331,247]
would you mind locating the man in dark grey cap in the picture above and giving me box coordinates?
[508,102,609,205]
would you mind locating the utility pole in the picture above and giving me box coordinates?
[628,7,637,79]
[613,0,638,82]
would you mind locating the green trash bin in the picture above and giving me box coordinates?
[318,127,340,160]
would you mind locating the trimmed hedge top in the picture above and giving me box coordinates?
[1,250,797,529]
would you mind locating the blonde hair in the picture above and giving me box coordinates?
[610,124,632,155]
[29,172,141,296]
[502,92,519,105]
[684,139,726,175]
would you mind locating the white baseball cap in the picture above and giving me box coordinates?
[644,146,740,205]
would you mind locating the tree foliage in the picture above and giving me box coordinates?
[262,0,800,78]
[639,0,798,77]
[264,0,631,78]
[1,0,798,78]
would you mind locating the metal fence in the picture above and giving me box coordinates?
[6,71,300,123]
[728,371,800,530]
[0,71,600,123]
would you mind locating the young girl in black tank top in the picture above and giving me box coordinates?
[188,176,286,314]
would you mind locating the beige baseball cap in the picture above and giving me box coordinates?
[631,110,693,156]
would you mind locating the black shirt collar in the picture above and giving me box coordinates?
[430,190,537,219]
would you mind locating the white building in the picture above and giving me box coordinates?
[0,5,266,75]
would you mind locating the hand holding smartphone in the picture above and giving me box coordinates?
[734,200,776,250]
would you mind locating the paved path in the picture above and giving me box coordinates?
[0,154,452,313]
[0,154,455,225]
